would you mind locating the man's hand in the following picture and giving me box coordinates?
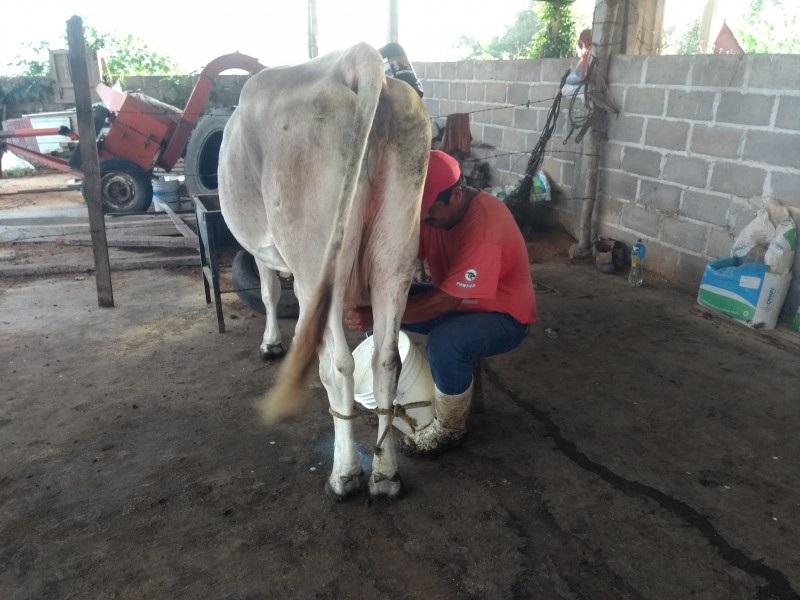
[345,306,374,332]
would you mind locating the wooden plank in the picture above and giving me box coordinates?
[161,202,199,242]
[0,255,200,277]
[68,16,113,307]
[54,234,197,248]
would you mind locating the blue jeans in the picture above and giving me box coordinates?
[402,283,529,395]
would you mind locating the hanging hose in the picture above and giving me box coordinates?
[502,69,570,235]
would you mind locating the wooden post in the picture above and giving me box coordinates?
[67,16,113,307]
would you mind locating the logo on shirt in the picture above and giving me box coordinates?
[456,268,478,289]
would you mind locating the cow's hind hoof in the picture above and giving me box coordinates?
[325,471,364,502]
[369,472,401,500]
[260,343,285,361]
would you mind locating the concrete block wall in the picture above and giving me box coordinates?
[416,55,800,318]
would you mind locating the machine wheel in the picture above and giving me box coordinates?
[184,106,236,197]
[83,158,153,213]
[231,250,300,319]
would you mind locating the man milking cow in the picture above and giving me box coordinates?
[346,150,537,457]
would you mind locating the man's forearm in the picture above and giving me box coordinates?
[402,288,462,323]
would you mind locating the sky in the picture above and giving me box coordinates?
[1,0,594,75]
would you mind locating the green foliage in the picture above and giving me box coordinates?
[530,0,578,59]
[82,25,179,79]
[0,75,55,119]
[737,0,800,53]
[676,20,703,54]
[6,41,53,77]
[459,8,544,59]
[5,20,179,81]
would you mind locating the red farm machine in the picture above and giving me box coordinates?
[0,52,266,213]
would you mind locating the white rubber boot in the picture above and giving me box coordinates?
[400,381,472,458]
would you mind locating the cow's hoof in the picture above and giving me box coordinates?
[369,471,402,499]
[324,471,364,502]
[260,343,285,361]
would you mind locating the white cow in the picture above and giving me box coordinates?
[218,43,431,500]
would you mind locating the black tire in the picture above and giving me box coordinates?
[83,158,153,213]
[231,250,300,319]
[184,106,236,197]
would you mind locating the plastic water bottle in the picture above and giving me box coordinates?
[628,238,646,286]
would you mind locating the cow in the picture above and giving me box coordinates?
[217,43,431,500]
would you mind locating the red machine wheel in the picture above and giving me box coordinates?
[83,158,153,213]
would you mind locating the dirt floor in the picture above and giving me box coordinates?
[1,173,800,599]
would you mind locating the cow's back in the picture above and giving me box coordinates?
[219,44,383,296]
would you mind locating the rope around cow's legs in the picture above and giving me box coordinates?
[328,400,432,453]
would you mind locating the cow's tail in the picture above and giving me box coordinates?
[259,44,384,424]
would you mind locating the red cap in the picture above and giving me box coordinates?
[421,150,461,214]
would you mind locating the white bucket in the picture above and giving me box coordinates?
[152,176,181,212]
[352,330,435,435]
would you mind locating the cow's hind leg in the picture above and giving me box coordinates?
[367,304,403,499]
[319,314,363,500]
[254,259,285,360]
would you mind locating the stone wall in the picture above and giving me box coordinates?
[416,54,800,317]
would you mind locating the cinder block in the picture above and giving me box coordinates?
[717,93,774,126]
[681,190,729,226]
[541,59,572,83]
[503,129,527,153]
[440,99,457,118]
[486,82,507,103]
[492,152,511,171]
[771,171,800,210]
[690,124,743,159]
[645,56,692,85]
[472,107,492,125]
[608,55,644,84]
[531,83,558,105]
[492,107,513,127]
[639,179,682,214]
[690,55,746,87]
[710,163,766,198]
[625,88,666,116]
[600,170,639,202]
[707,227,734,259]
[676,252,709,287]
[493,61,517,82]
[516,60,541,83]
[622,147,662,177]
[744,130,800,169]
[748,55,800,90]
[507,83,531,106]
[433,81,450,99]
[642,242,679,281]
[467,82,485,102]
[594,194,624,225]
[663,155,709,188]
[660,216,708,253]
[450,82,467,101]
[667,90,715,120]
[441,63,457,80]
[600,143,623,170]
[456,62,475,80]
[513,107,537,131]
[607,113,645,144]
[645,120,690,151]
[474,62,495,80]
[482,126,503,148]
[776,97,800,131]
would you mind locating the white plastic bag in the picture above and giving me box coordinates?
[731,199,796,274]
